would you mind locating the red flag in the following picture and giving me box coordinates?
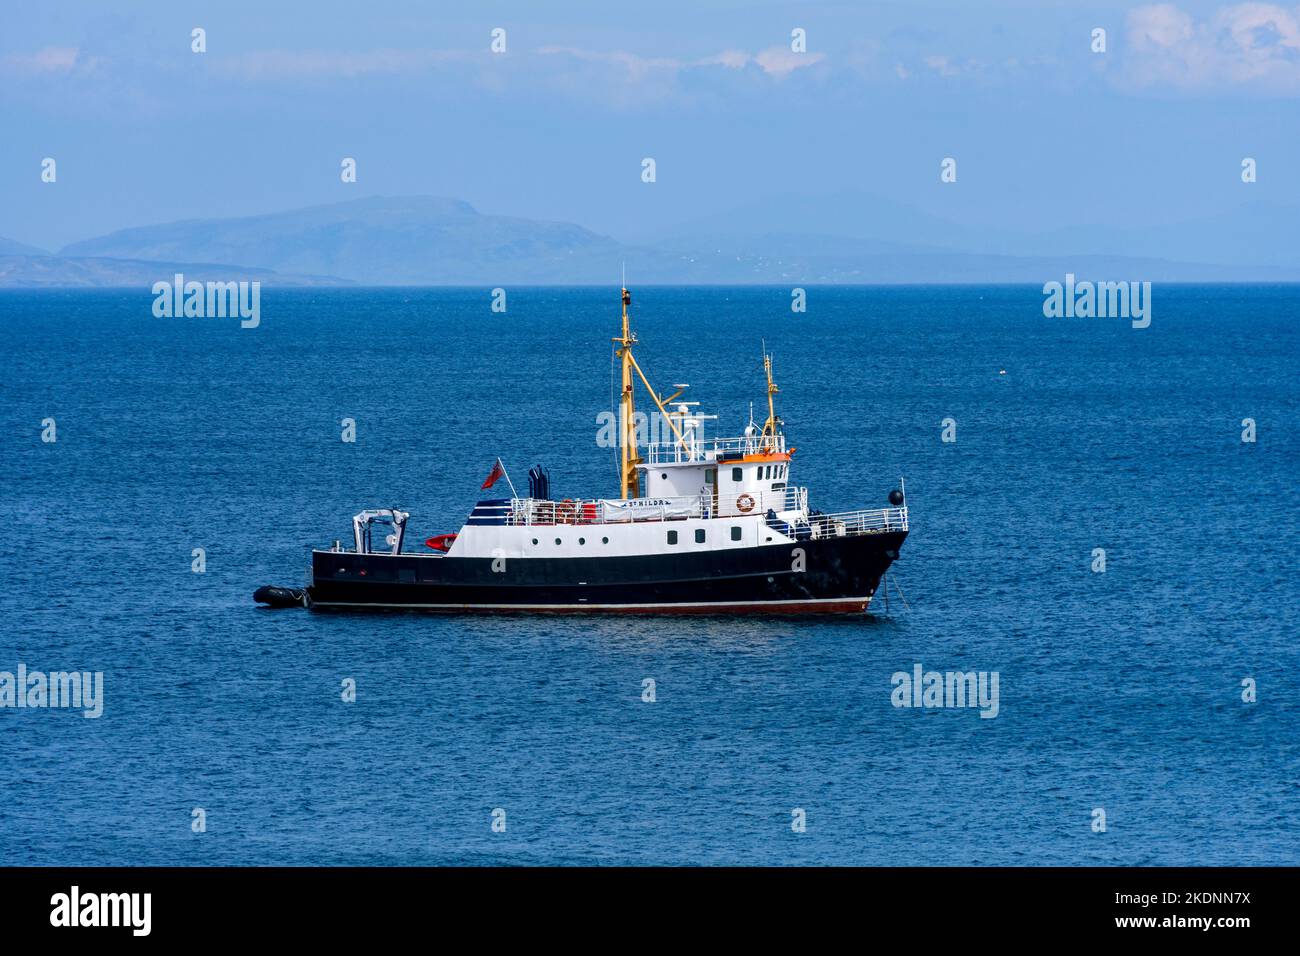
[480,459,505,491]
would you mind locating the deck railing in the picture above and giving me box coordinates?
[646,434,786,465]
[500,496,907,537]
[506,486,807,526]
[806,506,909,538]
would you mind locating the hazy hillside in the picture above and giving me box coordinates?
[652,191,1300,270]
[0,255,346,289]
[60,196,645,285]
[1,194,1292,287]
[0,236,49,256]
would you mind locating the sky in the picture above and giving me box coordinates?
[3,0,1300,251]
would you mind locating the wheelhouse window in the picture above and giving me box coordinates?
[667,530,678,545]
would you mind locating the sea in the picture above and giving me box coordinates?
[1,285,1296,866]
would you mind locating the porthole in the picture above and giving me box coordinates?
[661,472,668,480]
[579,537,586,545]
[602,537,609,544]
[531,538,538,545]
[555,538,562,545]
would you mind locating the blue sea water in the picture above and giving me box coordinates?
[0,285,1296,866]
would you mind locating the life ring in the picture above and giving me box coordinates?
[425,534,457,552]
[556,499,577,524]
[736,493,756,513]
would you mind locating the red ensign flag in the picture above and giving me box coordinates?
[480,459,505,490]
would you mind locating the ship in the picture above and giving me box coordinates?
[254,287,909,614]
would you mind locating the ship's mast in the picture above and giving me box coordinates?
[760,349,782,451]
[615,286,640,499]
[612,286,692,499]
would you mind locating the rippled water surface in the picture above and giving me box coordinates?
[1,285,1296,864]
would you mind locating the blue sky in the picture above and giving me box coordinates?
[3,0,1299,250]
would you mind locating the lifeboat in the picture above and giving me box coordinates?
[425,533,458,552]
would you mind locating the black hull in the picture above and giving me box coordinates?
[306,531,907,615]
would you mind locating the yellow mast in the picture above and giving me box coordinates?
[760,350,781,450]
[615,286,639,499]
[612,286,692,499]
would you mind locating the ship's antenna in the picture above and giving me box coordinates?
[760,343,781,451]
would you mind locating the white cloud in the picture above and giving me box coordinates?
[213,43,826,92]
[752,47,826,77]
[923,55,960,77]
[219,49,474,80]
[1125,3,1300,92]
[699,50,752,70]
[1,46,91,75]
[1129,3,1197,49]
[538,45,826,79]
[536,47,685,80]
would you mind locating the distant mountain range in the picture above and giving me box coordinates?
[2,194,1298,287]
[0,254,344,289]
[649,190,1300,269]
[0,237,50,257]
[55,197,640,286]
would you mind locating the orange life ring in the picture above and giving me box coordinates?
[556,499,577,524]
[736,493,756,513]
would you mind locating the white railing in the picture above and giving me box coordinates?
[646,433,786,465]
[500,492,906,538]
[806,506,908,538]
[507,486,807,526]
